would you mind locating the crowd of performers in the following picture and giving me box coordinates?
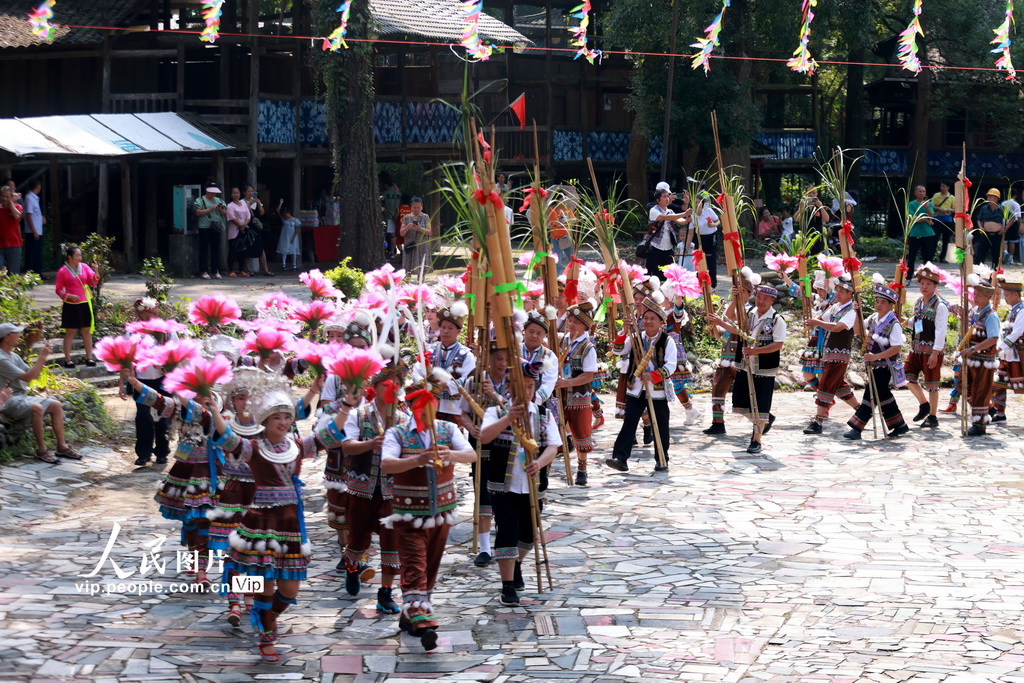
[104,249,1024,663]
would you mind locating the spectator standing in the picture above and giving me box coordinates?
[548,198,576,269]
[55,244,98,369]
[401,196,432,275]
[780,205,795,246]
[276,201,300,271]
[495,173,511,195]
[382,176,401,258]
[22,179,44,279]
[226,187,253,277]
[646,188,687,275]
[906,185,936,275]
[395,194,412,257]
[194,185,225,280]
[931,181,956,262]
[797,186,830,255]
[975,188,1007,269]
[0,323,81,463]
[0,185,23,274]
[1002,188,1021,265]
[696,196,722,287]
[244,185,274,276]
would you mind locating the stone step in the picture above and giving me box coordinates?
[49,363,113,381]
[85,374,121,390]
[33,337,85,352]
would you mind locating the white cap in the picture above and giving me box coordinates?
[655,181,671,192]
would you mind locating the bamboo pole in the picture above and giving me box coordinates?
[710,111,761,438]
[954,147,971,437]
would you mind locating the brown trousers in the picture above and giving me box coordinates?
[815,362,854,410]
[711,365,739,419]
[343,490,400,571]
[964,365,996,423]
[394,518,450,630]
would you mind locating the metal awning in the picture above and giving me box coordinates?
[0,112,234,157]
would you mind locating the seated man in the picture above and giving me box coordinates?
[0,322,81,463]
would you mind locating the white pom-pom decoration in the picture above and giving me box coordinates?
[513,309,528,326]
[378,343,396,359]
[648,275,661,290]
[741,266,753,280]
[431,367,454,383]
[450,301,469,319]
[749,272,763,286]
[544,305,558,320]
[968,274,981,287]
[872,272,886,285]
[651,289,666,305]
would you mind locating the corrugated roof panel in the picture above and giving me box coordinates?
[134,113,232,152]
[18,116,128,156]
[370,0,529,44]
[92,114,187,153]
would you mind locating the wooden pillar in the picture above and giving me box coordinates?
[96,162,108,236]
[144,171,158,257]
[292,155,302,262]
[430,163,441,262]
[101,40,111,113]
[121,159,135,268]
[247,0,259,188]
[48,158,60,245]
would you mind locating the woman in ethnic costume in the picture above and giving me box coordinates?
[208,373,347,663]
[133,339,241,587]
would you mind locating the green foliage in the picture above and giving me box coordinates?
[78,234,116,305]
[140,257,174,303]
[857,237,905,260]
[324,257,366,300]
[93,299,135,339]
[0,271,43,327]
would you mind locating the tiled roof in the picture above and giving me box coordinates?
[0,0,146,49]
[371,0,528,44]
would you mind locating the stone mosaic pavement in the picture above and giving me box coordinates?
[4,388,1024,682]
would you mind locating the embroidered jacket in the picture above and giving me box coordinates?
[388,420,459,518]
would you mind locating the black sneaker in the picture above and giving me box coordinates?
[376,586,400,614]
[703,422,726,435]
[763,413,777,435]
[920,415,938,429]
[746,440,762,454]
[473,551,492,567]
[154,455,168,465]
[842,428,862,440]
[803,421,823,434]
[966,425,986,437]
[652,463,669,473]
[912,403,930,421]
[642,425,654,444]
[604,457,628,472]
[133,456,150,466]
[344,567,361,596]
[420,628,439,652]
[513,561,525,590]
[992,414,1007,423]
[575,470,588,486]
[889,423,911,438]
[335,558,347,573]
[500,582,520,606]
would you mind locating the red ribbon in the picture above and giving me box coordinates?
[475,189,503,212]
[563,256,586,305]
[722,231,744,269]
[691,249,705,266]
[997,267,1005,275]
[954,212,975,230]
[405,387,437,433]
[697,271,712,287]
[519,186,548,213]
[596,270,619,297]
[365,386,377,401]
[382,379,398,404]
[892,281,906,290]
[843,255,862,273]
[716,193,726,206]
[840,220,855,247]
[898,259,909,276]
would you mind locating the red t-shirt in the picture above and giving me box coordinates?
[0,203,23,249]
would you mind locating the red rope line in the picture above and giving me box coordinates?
[44,23,1007,73]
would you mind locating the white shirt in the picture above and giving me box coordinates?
[504,205,514,226]
[823,300,858,331]
[912,295,948,352]
[698,205,720,236]
[564,332,598,374]
[24,190,42,236]
[137,331,179,381]
[380,421,471,460]
[522,343,556,404]
[1003,199,1022,223]
[781,216,794,239]
[648,205,676,252]
[614,331,677,399]
[1000,303,1024,362]
[868,312,904,347]
[481,404,561,494]
[414,343,477,416]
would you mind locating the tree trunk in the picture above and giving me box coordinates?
[842,48,866,192]
[314,1,383,271]
[626,110,649,207]
[910,66,931,189]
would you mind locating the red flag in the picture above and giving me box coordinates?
[510,93,526,130]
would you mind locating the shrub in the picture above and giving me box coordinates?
[324,257,365,300]
[140,257,174,303]
[79,234,116,305]
[858,236,904,260]
[0,271,43,328]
